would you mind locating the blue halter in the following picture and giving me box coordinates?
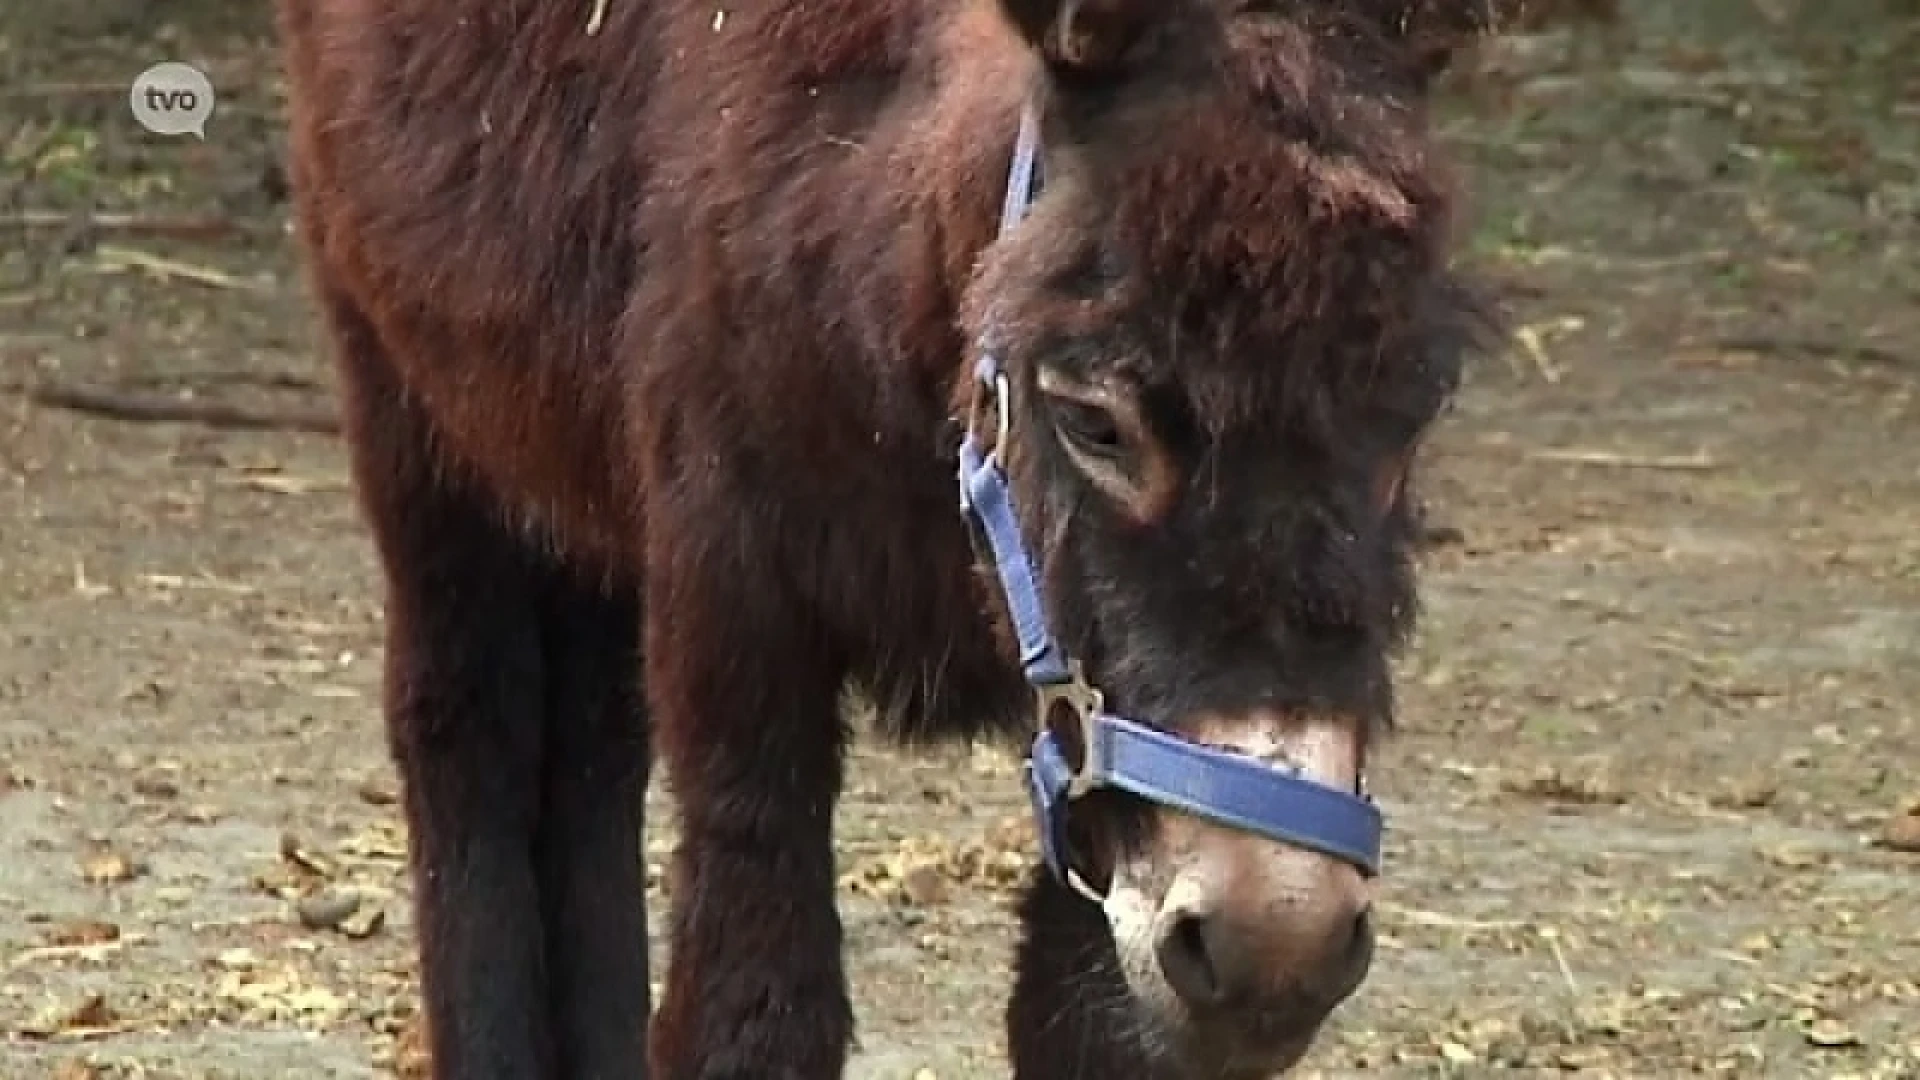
[957,105,1384,901]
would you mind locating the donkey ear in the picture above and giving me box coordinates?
[1353,0,1501,39]
[997,0,1162,76]
[1356,0,1501,86]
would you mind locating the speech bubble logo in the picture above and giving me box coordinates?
[130,62,216,139]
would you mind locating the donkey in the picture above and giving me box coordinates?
[275,0,1494,1076]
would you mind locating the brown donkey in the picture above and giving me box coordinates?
[275,0,1495,1076]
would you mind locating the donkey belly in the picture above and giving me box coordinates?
[284,0,659,571]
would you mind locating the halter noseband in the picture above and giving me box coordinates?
[957,103,1385,903]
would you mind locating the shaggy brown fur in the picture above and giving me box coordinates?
[275,0,1495,1076]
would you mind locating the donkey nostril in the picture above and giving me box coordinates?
[1156,912,1230,1009]
[1344,903,1374,960]
[1345,909,1375,965]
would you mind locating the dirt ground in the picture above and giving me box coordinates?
[2,2,1916,1077]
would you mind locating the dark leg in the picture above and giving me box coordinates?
[643,524,854,1080]
[357,426,552,1068]
[340,331,550,1079]
[327,287,649,1079]
[1007,870,1175,1080]
[538,581,652,1078]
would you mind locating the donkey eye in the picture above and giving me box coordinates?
[1050,398,1127,458]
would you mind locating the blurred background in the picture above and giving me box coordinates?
[2,2,1915,1077]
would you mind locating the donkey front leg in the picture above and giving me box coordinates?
[644,525,855,1080]
[331,306,554,1078]
[1007,869,1175,1080]
[329,285,650,1079]
[534,580,652,1078]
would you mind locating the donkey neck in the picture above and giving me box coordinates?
[804,9,1039,452]
[635,0,1040,463]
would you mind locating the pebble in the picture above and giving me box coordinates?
[339,903,387,940]
[1879,812,1920,853]
[296,888,362,931]
[132,775,179,799]
[1804,1017,1862,1049]
[80,851,138,885]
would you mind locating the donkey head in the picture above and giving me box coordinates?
[961,0,1492,1072]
